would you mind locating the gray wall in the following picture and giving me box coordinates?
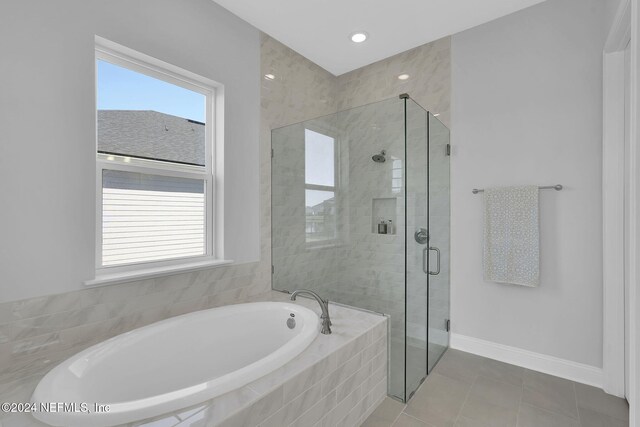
[605,0,625,31]
[0,0,261,302]
[451,0,607,367]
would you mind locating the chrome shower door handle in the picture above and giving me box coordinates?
[422,247,429,274]
[423,246,440,276]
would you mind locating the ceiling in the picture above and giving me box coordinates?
[211,0,548,75]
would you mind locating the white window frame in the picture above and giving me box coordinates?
[92,38,225,282]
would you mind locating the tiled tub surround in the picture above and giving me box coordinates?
[30,301,321,426]
[0,262,271,403]
[0,291,388,427]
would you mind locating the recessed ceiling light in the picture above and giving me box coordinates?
[433,113,440,117]
[398,74,410,80]
[264,74,275,80]
[350,32,368,43]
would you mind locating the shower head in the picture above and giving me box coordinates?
[372,150,386,163]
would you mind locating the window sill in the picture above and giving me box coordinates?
[84,259,234,287]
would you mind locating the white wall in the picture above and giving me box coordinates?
[0,0,260,302]
[451,0,607,367]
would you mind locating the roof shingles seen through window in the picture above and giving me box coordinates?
[98,110,205,166]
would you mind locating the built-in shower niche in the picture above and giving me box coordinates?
[372,197,397,235]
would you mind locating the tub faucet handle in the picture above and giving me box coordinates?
[290,290,332,335]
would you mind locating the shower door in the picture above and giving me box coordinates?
[404,99,428,399]
[426,113,450,372]
[404,99,450,399]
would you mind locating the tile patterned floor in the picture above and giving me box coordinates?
[390,343,447,398]
[362,349,629,427]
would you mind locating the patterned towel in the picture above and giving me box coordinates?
[483,186,540,287]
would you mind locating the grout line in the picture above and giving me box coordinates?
[520,380,582,421]
[520,402,585,425]
[515,378,525,427]
[338,386,369,426]
[390,402,407,426]
[400,412,435,426]
[572,381,582,425]
[390,413,403,426]
[452,373,476,424]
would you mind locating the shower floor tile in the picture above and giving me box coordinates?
[362,350,628,427]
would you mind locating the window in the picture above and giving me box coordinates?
[392,158,403,194]
[304,129,337,243]
[96,43,217,272]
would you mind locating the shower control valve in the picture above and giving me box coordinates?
[414,228,429,245]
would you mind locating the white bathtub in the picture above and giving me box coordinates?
[31,302,319,427]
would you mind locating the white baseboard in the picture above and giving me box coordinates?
[406,328,448,348]
[430,328,449,347]
[450,333,604,389]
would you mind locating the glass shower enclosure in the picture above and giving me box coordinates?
[271,95,450,402]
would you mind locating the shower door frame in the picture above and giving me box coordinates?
[401,94,451,402]
[401,94,428,402]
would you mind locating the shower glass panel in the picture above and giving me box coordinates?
[427,113,451,372]
[271,96,450,403]
[404,99,428,399]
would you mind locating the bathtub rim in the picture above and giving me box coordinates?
[30,301,320,427]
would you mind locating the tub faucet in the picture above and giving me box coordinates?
[290,290,332,335]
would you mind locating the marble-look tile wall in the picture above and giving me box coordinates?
[333,100,408,398]
[270,34,451,305]
[336,37,452,353]
[272,100,408,325]
[270,34,451,398]
[271,116,343,293]
[263,34,340,293]
[336,37,451,129]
